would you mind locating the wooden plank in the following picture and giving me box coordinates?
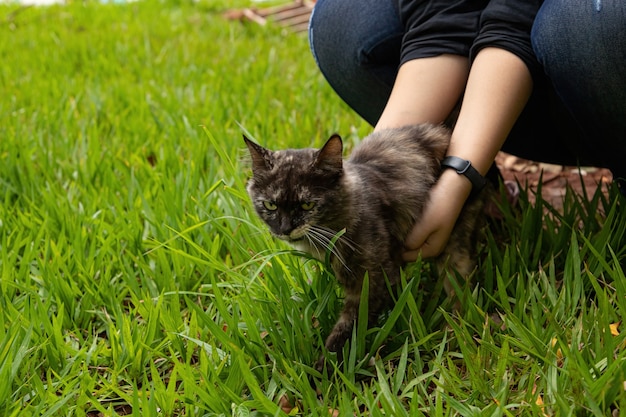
[225,1,314,33]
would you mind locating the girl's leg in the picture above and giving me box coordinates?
[308,0,403,126]
[531,0,626,189]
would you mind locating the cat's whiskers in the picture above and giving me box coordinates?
[304,225,362,272]
[304,230,350,272]
[310,225,361,254]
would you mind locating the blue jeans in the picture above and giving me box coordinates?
[309,0,626,192]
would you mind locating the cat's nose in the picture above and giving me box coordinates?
[278,218,294,236]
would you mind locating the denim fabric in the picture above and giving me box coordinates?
[532,0,626,186]
[309,0,626,195]
[308,0,402,125]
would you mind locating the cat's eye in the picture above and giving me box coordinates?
[301,202,315,211]
[263,201,278,211]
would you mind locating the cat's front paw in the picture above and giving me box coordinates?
[314,336,348,375]
[324,322,352,354]
[314,351,341,375]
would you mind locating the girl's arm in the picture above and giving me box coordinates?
[401,47,533,260]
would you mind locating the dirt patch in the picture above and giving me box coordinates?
[495,152,613,209]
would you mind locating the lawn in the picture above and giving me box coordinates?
[1,1,625,415]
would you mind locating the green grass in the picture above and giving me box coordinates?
[1,1,625,415]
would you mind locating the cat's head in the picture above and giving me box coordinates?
[244,135,345,243]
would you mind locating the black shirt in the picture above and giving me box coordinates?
[397,0,543,79]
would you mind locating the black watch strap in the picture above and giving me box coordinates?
[441,156,487,194]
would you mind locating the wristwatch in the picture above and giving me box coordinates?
[441,156,487,195]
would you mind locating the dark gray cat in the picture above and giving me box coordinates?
[244,124,487,370]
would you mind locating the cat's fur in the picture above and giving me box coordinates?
[244,124,487,370]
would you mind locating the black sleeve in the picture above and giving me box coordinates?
[471,0,543,80]
[398,0,543,80]
[397,0,489,65]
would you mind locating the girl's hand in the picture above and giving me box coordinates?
[402,169,471,261]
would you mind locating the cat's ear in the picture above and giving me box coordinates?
[243,135,273,174]
[315,134,343,172]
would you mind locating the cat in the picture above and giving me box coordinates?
[244,124,488,371]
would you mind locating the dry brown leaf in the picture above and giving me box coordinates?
[278,394,293,414]
[550,337,563,366]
